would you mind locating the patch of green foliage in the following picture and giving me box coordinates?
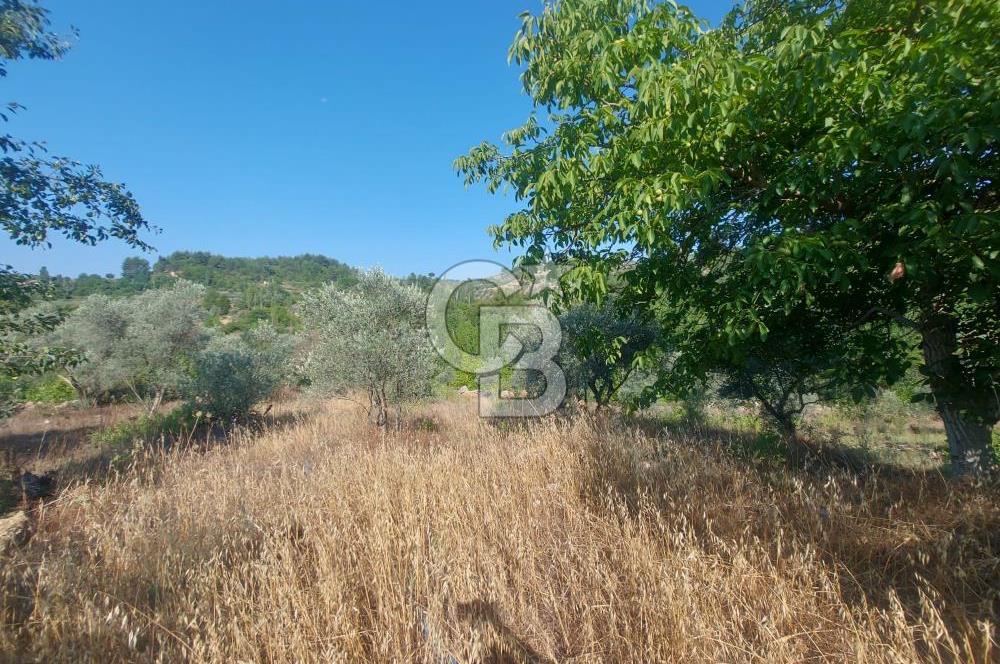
[221,304,298,333]
[438,285,533,393]
[22,374,75,404]
[90,405,200,467]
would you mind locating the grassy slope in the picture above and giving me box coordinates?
[1,398,997,662]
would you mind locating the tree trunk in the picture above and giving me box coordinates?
[775,412,811,463]
[937,402,995,476]
[754,395,807,460]
[59,374,88,405]
[148,388,164,416]
[368,385,388,428]
[920,316,997,477]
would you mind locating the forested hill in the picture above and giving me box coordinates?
[43,252,359,298]
[39,252,435,333]
[151,252,358,290]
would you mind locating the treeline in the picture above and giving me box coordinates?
[37,252,373,334]
[41,252,359,298]
[152,252,358,291]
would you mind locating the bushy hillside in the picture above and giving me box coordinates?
[150,252,358,291]
[35,252,362,333]
[43,252,358,298]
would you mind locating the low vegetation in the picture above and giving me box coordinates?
[185,322,293,422]
[1,398,997,662]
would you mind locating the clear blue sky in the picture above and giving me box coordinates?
[2,0,729,278]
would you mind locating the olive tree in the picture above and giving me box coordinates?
[55,281,207,411]
[458,0,1000,475]
[185,323,293,421]
[297,268,434,427]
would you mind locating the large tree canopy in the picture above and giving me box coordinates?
[458,0,999,474]
[0,0,151,412]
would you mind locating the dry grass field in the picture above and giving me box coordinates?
[1,397,998,663]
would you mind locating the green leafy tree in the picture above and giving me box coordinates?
[0,0,151,415]
[297,268,435,427]
[559,300,657,408]
[121,256,151,288]
[0,268,74,415]
[458,0,1000,474]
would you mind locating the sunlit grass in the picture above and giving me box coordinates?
[1,397,996,662]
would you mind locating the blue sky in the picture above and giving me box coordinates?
[2,0,729,278]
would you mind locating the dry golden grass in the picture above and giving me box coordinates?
[0,400,186,491]
[1,397,997,663]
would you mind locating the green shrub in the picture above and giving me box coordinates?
[90,406,193,448]
[23,374,76,404]
[185,324,291,421]
[221,304,298,334]
[187,349,265,421]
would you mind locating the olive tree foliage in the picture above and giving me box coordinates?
[185,323,293,421]
[0,1,151,416]
[458,0,1000,475]
[297,268,435,427]
[558,300,657,407]
[54,282,207,411]
[712,325,854,438]
[0,269,75,416]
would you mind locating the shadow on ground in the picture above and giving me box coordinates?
[577,411,1000,659]
[1,404,304,516]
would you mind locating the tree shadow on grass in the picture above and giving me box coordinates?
[0,408,305,518]
[450,600,550,664]
[578,411,1000,657]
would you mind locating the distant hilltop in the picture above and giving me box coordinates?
[35,251,438,333]
[150,251,359,291]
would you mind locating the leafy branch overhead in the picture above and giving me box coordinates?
[0,1,151,251]
[0,0,153,413]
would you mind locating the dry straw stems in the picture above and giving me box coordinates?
[1,398,997,663]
